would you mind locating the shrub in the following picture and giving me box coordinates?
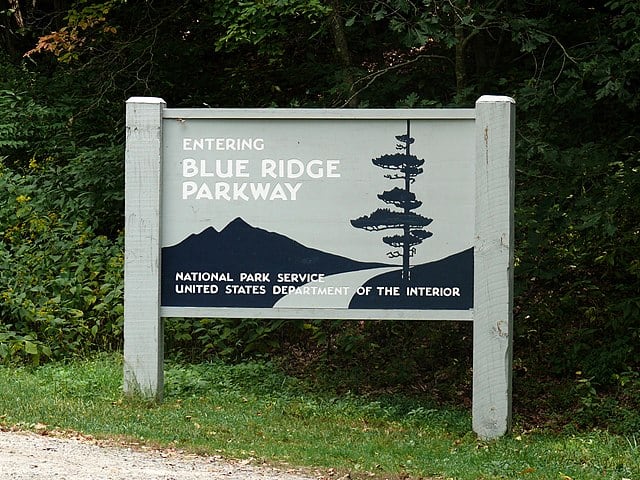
[0,160,124,364]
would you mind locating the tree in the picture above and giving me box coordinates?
[3,0,639,413]
[351,121,433,281]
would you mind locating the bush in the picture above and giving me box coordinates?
[0,160,124,364]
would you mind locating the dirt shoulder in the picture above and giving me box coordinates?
[0,429,321,480]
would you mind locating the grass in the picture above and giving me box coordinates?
[0,354,638,480]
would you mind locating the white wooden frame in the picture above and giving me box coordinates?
[473,96,515,439]
[124,98,165,400]
[124,96,514,439]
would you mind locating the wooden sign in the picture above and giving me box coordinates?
[124,97,515,440]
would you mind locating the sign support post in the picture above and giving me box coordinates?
[472,95,515,439]
[123,97,165,400]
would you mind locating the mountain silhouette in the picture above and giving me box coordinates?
[161,217,387,307]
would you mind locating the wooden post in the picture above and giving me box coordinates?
[473,95,515,440]
[123,97,165,400]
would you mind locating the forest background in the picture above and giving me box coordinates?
[0,0,638,435]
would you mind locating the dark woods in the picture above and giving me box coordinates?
[1,0,638,432]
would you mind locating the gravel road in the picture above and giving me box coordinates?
[0,430,321,480]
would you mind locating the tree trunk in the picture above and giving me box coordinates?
[1,0,25,57]
[328,0,358,107]
[455,23,466,96]
[7,0,25,28]
[402,120,411,282]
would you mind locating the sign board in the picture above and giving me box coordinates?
[161,111,475,319]
[124,97,515,440]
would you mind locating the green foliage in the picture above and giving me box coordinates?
[573,370,640,434]
[308,320,472,400]
[511,0,640,381]
[0,328,51,366]
[0,89,71,165]
[165,318,294,362]
[0,55,125,365]
[209,0,331,54]
[0,160,124,364]
[0,0,639,433]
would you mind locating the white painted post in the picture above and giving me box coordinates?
[473,95,515,440]
[123,97,166,400]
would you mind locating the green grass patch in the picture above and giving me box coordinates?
[0,354,638,479]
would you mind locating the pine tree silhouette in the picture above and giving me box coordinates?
[351,120,432,281]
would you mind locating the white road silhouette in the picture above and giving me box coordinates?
[273,266,400,309]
